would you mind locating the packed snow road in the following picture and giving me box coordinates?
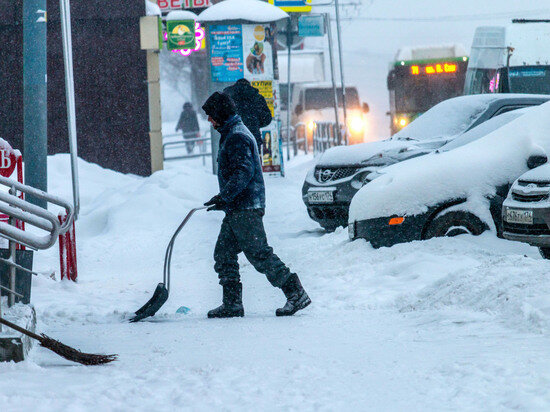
[2,155,550,410]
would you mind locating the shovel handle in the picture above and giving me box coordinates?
[163,207,207,291]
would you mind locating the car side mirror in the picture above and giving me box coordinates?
[527,154,548,169]
[362,102,370,114]
[294,104,303,116]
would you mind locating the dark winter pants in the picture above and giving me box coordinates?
[214,209,292,288]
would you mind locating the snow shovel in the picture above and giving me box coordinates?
[129,206,207,322]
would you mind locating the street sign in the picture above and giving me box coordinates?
[268,0,311,13]
[298,14,325,37]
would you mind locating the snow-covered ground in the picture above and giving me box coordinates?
[2,154,550,410]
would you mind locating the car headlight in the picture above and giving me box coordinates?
[394,115,409,129]
[307,121,315,131]
[349,116,365,134]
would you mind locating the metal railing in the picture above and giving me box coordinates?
[0,175,74,331]
[312,121,347,155]
[282,122,308,160]
[163,131,212,165]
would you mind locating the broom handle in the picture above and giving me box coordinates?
[0,316,43,342]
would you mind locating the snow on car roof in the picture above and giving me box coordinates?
[349,100,550,222]
[391,94,499,142]
[198,0,289,23]
[317,94,499,166]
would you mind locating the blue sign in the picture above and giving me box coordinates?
[210,25,244,82]
[298,15,325,37]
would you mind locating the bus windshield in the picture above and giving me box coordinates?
[305,88,360,110]
[394,74,465,113]
[508,66,550,94]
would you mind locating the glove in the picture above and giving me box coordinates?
[204,194,225,211]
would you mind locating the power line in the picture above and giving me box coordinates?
[338,9,550,22]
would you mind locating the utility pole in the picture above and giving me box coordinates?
[23,0,48,208]
[333,0,348,144]
[325,13,341,146]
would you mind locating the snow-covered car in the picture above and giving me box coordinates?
[303,94,550,231]
[502,163,550,259]
[348,99,550,248]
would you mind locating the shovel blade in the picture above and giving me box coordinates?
[129,283,169,322]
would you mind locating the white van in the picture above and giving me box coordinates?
[291,83,369,145]
[464,21,550,95]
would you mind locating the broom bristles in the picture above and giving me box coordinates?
[40,334,118,365]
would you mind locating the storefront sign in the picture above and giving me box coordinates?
[210,25,244,82]
[157,0,212,11]
[166,19,196,50]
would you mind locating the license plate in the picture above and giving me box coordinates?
[506,208,533,224]
[308,190,334,204]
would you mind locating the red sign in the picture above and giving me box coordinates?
[0,139,18,178]
[156,0,211,11]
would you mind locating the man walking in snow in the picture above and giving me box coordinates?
[202,91,311,318]
[223,79,272,150]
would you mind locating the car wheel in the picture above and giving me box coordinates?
[539,247,550,260]
[424,211,487,239]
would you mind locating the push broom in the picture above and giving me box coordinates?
[0,316,117,365]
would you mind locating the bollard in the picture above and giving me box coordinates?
[58,213,77,281]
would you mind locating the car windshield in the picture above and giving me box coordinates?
[439,107,530,152]
[305,87,360,110]
[392,95,496,141]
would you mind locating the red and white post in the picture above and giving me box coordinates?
[58,213,78,281]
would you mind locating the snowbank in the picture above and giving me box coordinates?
[349,100,550,221]
[199,0,289,23]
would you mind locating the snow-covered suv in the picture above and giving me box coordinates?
[348,99,550,248]
[303,94,550,231]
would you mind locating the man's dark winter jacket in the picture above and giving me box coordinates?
[224,80,272,149]
[217,115,265,212]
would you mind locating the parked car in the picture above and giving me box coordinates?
[348,99,550,248]
[303,94,550,231]
[291,83,369,146]
[502,164,550,258]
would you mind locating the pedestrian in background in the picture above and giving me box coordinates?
[176,102,200,154]
[201,91,311,318]
[224,79,272,151]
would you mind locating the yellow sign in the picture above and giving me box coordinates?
[268,0,312,13]
[251,80,274,117]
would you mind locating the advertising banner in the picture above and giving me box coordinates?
[252,80,282,174]
[210,25,244,82]
[166,20,196,50]
[242,24,273,81]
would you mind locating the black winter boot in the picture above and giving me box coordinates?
[276,274,311,317]
[208,282,244,318]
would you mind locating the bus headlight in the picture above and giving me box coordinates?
[349,116,365,134]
